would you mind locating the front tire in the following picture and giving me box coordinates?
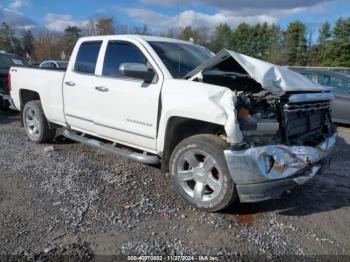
[23,100,56,143]
[170,134,237,212]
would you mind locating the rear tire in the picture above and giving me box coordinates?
[23,100,56,143]
[170,134,237,212]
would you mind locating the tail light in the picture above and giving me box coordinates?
[8,73,11,92]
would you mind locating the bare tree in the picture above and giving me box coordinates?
[96,17,115,35]
[115,23,128,34]
[34,30,62,63]
[162,27,181,38]
[83,18,97,36]
[133,24,150,35]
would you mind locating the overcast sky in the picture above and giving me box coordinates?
[0,0,349,33]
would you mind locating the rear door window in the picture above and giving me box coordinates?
[74,41,102,74]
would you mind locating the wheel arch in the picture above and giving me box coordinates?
[160,116,227,175]
[19,89,41,126]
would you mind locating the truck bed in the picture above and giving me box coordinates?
[10,66,67,126]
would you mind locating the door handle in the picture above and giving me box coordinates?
[95,86,109,92]
[65,81,76,86]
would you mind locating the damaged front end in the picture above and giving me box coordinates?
[187,49,337,202]
[224,126,336,203]
[224,89,336,202]
[227,91,336,202]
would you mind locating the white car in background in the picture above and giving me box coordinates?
[39,60,68,70]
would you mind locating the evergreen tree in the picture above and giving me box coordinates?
[313,22,331,65]
[252,23,279,59]
[0,22,15,52]
[229,23,254,56]
[228,23,281,61]
[284,21,308,66]
[179,26,200,43]
[333,18,350,41]
[265,25,283,64]
[319,22,331,51]
[211,23,231,53]
[322,18,350,67]
[63,26,82,56]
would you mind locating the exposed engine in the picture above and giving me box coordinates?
[236,91,334,147]
[236,91,282,146]
[196,69,334,147]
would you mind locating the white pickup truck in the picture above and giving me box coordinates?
[9,35,336,212]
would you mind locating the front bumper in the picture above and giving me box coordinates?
[224,133,336,202]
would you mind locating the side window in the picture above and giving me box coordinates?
[302,73,313,81]
[102,41,148,77]
[318,73,350,90]
[74,41,102,74]
[318,74,332,87]
[330,76,350,90]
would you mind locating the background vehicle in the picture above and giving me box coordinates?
[9,35,335,212]
[39,60,68,70]
[0,51,26,110]
[294,69,350,124]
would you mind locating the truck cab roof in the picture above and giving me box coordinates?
[78,34,195,45]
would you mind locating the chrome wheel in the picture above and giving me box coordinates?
[176,149,223,202]
[25,108,40,138]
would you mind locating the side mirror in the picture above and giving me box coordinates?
[119,63,156,83]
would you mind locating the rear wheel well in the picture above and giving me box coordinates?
[19,89,40,126]
[161,117,227,174]
[20,89,40,107]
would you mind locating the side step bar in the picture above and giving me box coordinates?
[63,130,160,165]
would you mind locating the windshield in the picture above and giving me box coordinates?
[148,41,213,78]
[0,54,25,69]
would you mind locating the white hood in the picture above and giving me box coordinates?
[185,49,327,94]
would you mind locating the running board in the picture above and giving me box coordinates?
[63,130,160,165]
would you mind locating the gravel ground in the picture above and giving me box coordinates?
[0,109,350,260]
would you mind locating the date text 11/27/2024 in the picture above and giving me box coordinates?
[127,255,219,261]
